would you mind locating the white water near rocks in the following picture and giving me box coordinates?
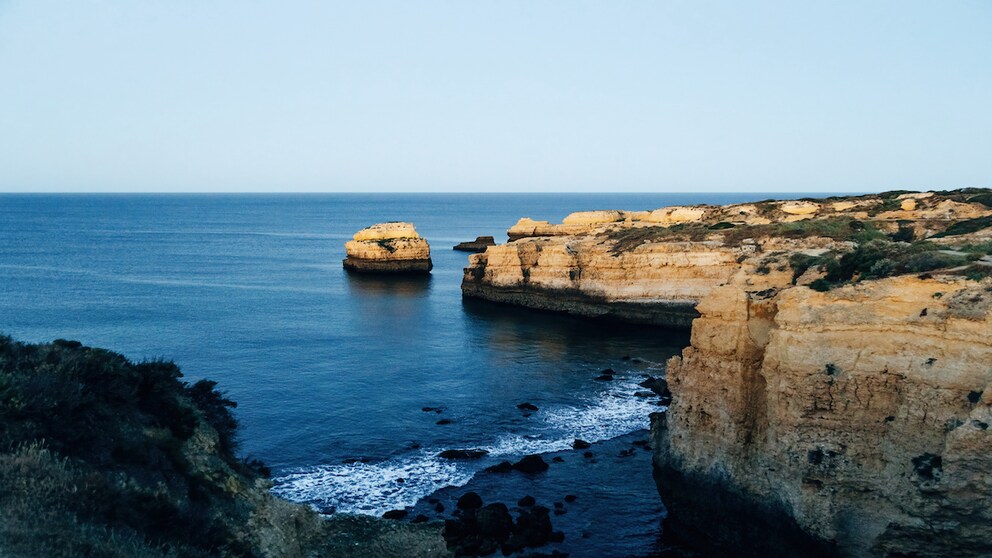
[272,374,665,516]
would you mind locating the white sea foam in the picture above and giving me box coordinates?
[272,376,663,516]
[272,451,476,516]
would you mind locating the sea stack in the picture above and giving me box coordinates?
[343,222,432,274]
[453,236,496,253]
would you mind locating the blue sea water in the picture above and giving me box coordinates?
[0,193,801,556]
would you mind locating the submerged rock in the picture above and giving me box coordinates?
[517,402,539,411]
[438,449,489,460]
[456,492,484,510]
[484,461,513,474]
[343,222,432,274]
[512,454,549,474]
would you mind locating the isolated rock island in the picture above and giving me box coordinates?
[461,188,992,556]
[343,222,433,274]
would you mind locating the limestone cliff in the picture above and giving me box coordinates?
[460,188,992,556]
[652,277,992,556]
[344,222,433,274]
[461,190,992,327]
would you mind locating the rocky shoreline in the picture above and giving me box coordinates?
[460,189,992,556]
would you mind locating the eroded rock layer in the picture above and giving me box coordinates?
[653,277,992,557]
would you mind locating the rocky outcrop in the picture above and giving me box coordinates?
[344,222,433,274]
[453,236,496,253]
[652,277,992,556]
[459,188,992,556]
[461,190,992,327]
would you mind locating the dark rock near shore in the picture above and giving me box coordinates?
[485,461,513,474]
[594,374,614,381]
[518,495,536,507]
[439,449,489,460]
[512,454,550,474]
[443,495,562,557]
[517,402,540,411]
[639,376,671,398]
[572,439,591,450]
[382,509,408,520]
[457,492,484,510]
[453,236,497,253]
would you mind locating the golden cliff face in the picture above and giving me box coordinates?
[655,277,992,556]
[343,222,433,273]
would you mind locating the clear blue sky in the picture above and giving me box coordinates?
[0,1,989,193]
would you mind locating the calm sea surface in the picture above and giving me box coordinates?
[0,193,807,556]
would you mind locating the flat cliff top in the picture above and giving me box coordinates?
[501,188,992,290]
[352,221,424,241]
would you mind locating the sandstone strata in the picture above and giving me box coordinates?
[653,277,992,556]
[344,222,432,273]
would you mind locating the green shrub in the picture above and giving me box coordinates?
[932,216,992,238]
[0,336,262,556]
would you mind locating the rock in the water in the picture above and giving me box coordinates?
[551,456,565,463]
[411,514,429,524]
[485,461,513,473]
[564,495,577,503]
[639,376,671,397]
[457,492,484,510]
[512,454,549,474]
[436,418,452,425]
[517,402,539,411]
[594,374,614,381]
[439,449,489,460]
[434,502,445,513]
[382,509,408,520]
[518,495,536,507]
[476,503,514,539]
[343,222,432,274]
[453,236,497,253]
[572,439,591,450]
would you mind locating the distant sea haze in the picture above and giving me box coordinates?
[0,192,829,556]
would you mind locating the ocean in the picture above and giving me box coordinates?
[0,192,799,556]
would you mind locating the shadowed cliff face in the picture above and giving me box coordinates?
[653,278,992,557]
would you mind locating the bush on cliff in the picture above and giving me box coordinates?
[0,335,451,558]
[0,335,326,557]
